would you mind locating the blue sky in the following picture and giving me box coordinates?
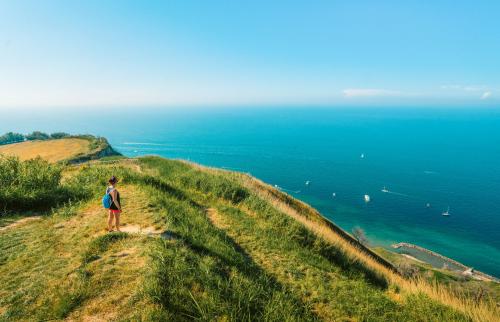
[0,0,499,108]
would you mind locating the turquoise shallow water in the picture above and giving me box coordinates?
[2,107,499,276]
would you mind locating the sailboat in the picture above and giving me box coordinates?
[364,194,370,202]
[442,206,450,216]
[381,186,389,193]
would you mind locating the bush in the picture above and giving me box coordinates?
[0,155,69,211]
[25,131,50,141]
[0,156,124,212]
[397,262,420,279]
[50,132,70,139]
[352,226,369,246]
[0,132,25,145]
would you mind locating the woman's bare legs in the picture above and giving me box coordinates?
[115,213,121,231]
[108,211,115,231]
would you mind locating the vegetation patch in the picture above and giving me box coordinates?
[0,153,497,321]
[0,156,70,211]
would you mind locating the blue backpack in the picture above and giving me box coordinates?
[102,188,113,209]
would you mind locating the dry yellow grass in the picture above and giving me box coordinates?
[0,138,90,163]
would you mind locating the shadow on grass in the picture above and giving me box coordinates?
[238,197,390,290]
[148,226,319,321]
[316,241,389,289]
[133,175,205,211]
[282,220,389,289]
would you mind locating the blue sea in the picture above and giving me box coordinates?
[2,107,499,277]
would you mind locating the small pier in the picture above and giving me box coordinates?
[392,242,498,283]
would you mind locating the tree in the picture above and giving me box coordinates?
[25,131,50,141]
[0,132,25,145]
[397,262,420,279]
[50,132,70,139]
[352,226,369,245]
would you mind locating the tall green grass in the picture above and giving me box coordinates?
[0,155,133,213]
[0,155,68,211]
[140,185,317,321]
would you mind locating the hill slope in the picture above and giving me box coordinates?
[0,156,498,321]
[0,138,90,163]
[0,136,119,163]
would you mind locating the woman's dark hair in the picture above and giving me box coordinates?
[109,176,118,184]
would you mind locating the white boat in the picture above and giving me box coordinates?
[360,153,365,159]
[305,180,310,186]
[381,186,389,193]
[332,192,336,198]
[442,206,450,216]
[364,194,370,202]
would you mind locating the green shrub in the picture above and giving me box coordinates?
[0,155,69,211]
[0,132,25,145]
[0,155,119,212]
[50,132,70,139]
[25,131,50,141]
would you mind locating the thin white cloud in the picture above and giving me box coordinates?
[440,84,487,92]
[440,85,498,101]
[480,91,492,100]
[464,86,485,92]
[342,88,402,98]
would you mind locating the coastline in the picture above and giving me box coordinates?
[392,242,498,282]
[2,135,497,282]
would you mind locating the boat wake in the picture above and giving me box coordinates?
[385,190,410,197]
[381,186,410,197]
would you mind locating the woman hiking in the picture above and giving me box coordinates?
[105,176,122,232]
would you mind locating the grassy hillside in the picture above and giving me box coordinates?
[0,155,498,321]
[0,135,119,164]
[0,138,90,163]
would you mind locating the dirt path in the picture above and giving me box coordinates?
[207,207,229,229]
[0,183,164,320]
[66,184,163,320]
[119,224,163,235]
[0,216,42,232]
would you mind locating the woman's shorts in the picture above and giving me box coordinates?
[110,209,122,214]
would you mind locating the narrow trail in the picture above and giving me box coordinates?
[0,216,42,232]
[206,207,228,229]
[65,184,163,320]
[0,183,163,321]
[119,224,163,236]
